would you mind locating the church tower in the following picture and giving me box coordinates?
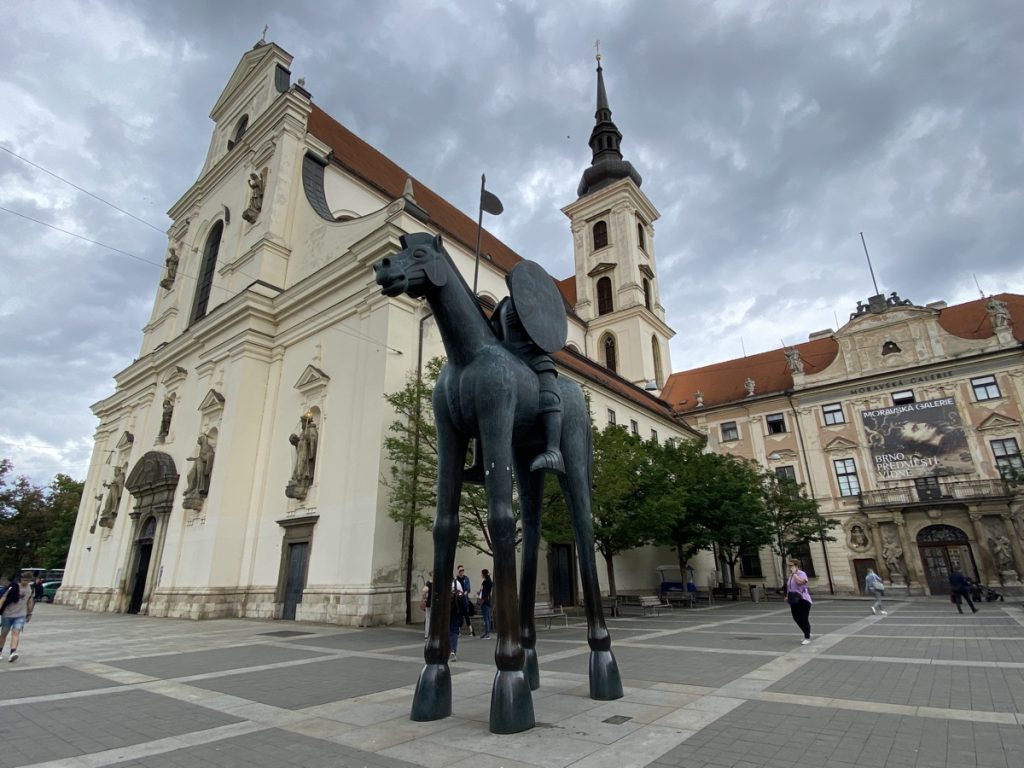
[562,52,674,391]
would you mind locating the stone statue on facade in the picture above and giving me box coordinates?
[159,247,179,290]
[990,534,1014,571]
[744,377,756,397]
[694,390,704,407]
[882,533,906,583]
[242,168,268,223]
[183,432,215,509]
[158,397,174,441]
[373,233,621,734]
[848,524,869,550]
[784,347,804,375]
[986,296,1011,329]
[98,463,126,528]
[286,413,319,500]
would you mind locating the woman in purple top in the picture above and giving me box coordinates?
[786,558,813,645]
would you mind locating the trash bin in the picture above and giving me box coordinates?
[750,584,761,603]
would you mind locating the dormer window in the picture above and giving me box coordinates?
[227,114,249,150]
[593,220,608,250]
[881,340,901,356]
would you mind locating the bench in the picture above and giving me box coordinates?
[535,601,568,629]
[663,591,695,609]
[638,595,671,616]
[602,595,621,617]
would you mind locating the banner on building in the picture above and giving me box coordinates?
[861,397,973,480]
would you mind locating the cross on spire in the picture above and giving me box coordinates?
[594,38,601,63]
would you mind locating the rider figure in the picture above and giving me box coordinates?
[492,295,564,475]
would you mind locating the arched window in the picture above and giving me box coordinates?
[603,334,617,373]
[227,114,249,150]
[651,335,663,386]
[643,278,652,310]
[596,276,613,316]
[593,220,608,250]
[190,221,223,325]
[637,221,646,251]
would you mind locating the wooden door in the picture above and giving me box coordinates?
[282,542,309,620]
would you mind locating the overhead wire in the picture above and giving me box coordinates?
[0,152,403,353]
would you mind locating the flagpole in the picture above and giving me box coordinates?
[473,173,485,295]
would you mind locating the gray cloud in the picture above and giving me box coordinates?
[1,0,1021,484]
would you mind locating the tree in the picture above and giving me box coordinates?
[36,474,84,569]
[649,441,772,586]
[590,426,661,597]
[762,472,838,586]
[704,455,773,586]
[382,357,514,557]
[0,456,75,577]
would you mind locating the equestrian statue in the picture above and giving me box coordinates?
[374,232,622,734]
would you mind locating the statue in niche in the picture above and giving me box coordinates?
[242,168,268,223]
[848,524,869,550]
[286,412,319,500]
[744,378,756,397]
[694,390,704,407]
[881,533,906,579]
[159,247,179,290]
[158,397,174,441]
[785,347,804,375]
[990,534,1014,571]
[183,432,215,509]
[986,296,1011,329]
[98,463,126,528]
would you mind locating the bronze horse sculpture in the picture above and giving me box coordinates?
[374,232,622,733]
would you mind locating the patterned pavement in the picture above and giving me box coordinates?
[1,597,1022,767]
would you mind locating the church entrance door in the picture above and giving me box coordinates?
[282,541,309,620]
[917,524,977,595]
[128,517,156,614]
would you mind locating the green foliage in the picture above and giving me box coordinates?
[382,357,515,556]
[649,440,771,582]
[761,472,838,584]
[0,460,82,577]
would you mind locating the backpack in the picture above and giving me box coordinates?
[867,573,883,592]
[0,582,18,614]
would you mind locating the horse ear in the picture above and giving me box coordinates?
[433,233,444,251]
[425,252,448,287]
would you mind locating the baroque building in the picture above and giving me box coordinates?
[62,42,699,623]
[663,292,1024,595]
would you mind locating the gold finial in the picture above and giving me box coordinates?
[594,38,601,63]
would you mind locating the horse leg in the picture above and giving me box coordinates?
[483,435,534,734]
[410,422,466,722]
[559,391,623,701]
[513,449,543,691]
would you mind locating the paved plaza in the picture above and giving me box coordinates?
[1,597,1023,767]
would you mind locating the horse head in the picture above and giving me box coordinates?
[373,232,448,299]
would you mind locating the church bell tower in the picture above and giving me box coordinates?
[562,50,674,391]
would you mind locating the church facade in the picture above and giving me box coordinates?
[60,42,699,624]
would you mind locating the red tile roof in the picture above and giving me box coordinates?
[663,293,1023,414]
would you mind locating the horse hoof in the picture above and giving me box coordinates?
[589,649,624,700]
[489,669,535,733]
[523,646,540,690]
[410,663,452,721]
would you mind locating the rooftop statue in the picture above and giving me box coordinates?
[374,233,622,734]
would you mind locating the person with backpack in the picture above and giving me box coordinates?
[864,568,887,616]
[0,572,34,662]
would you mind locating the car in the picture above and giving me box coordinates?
[41,581,62,603]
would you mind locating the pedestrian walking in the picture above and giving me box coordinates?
[0,572,34,662]
[455,565,474,636]
[949,568,978,614]
[786,558,813,644]
[865,567,887,615]
[448,575,466,661]
[479,568,493,639]
[421,571,433,639]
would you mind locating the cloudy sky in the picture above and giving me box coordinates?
[2,0,1022,486]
